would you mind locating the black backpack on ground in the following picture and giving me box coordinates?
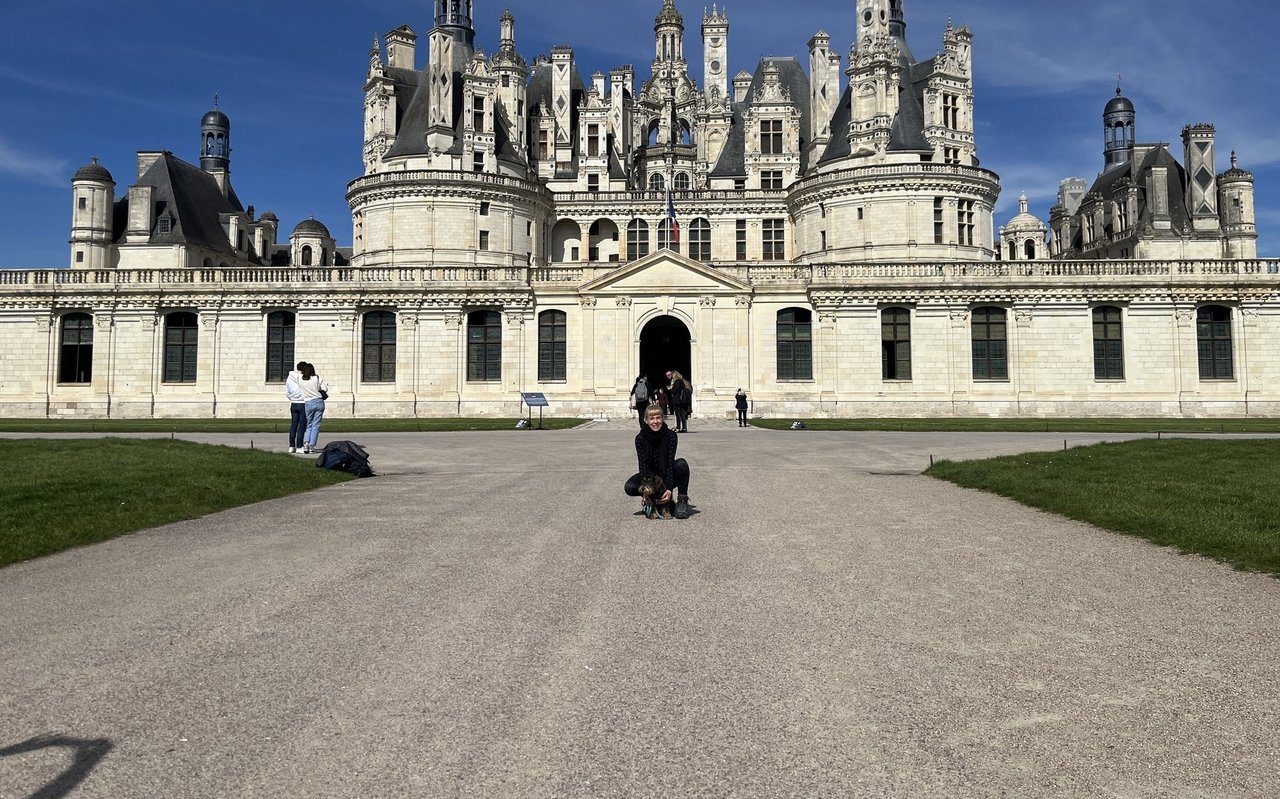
[315,440,375,478]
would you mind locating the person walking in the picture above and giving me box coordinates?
[630,374,650,427]
[735,388,749,427]
[624,404,692,519]
[668,370,690,433]
[297,362,330,454]
[284,361,308,452]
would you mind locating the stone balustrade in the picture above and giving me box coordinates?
[1,258,1277,293]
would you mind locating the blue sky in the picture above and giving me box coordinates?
[1,0,1276,267]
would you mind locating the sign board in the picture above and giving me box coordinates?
[521,392,549,408]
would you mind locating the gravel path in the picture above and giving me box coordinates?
[2,426,1277,797]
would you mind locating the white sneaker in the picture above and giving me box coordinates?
[288,447,296,453]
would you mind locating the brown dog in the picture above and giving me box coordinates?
[639,474,673,519]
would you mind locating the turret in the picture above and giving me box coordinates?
[1103,86,1135,170]
[655,0,686,65]
[385,25,417,70]
[70,158,115,269]
[200,101,231,195]
[1218,152,1258,259]
[492,10,529,155]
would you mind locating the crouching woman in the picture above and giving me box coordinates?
[624,405,692,519]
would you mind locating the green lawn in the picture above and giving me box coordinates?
[926,439,1280,575]
[752,417,1280,433]
[0,417,587,433]
[0,439,354,567]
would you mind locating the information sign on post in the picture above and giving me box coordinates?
[520,392,549,430]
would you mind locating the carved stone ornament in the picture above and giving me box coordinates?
[1015,309,1033,328]
[579,297,598,309]
[615,297,633,308]
[95,315,114,331]
[339,315,357,331]
[819,312,838,324]
[700,297,717,308]
[444,314,463,327]
[950,309,970,325]
[399,314,420,328]
[735,297,753,309]
[1174,307,1196,326]
[200,315,219,330]
[35,315,51,332]
[505,312,525,326]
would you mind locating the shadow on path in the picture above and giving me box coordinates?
[0,734,113,799]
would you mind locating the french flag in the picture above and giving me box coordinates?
[666,186,680,246]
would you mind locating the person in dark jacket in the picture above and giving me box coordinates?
[667,370,690,433]
[630,375,650,428]
[624,405,691,519]
[735,388,749,427]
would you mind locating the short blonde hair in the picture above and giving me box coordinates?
[644,405,664,420]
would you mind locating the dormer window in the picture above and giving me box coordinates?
[158,218,172,236]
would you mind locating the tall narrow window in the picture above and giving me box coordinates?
[472,96,485,132]
[467,310,502,382]
[301,245,313,266]
[658,218,676,251]
[163,312,199,384]
[882,308,911,380]
[627,219,650,260]
[933,198,945,244]
[689,218,711,261]
[957,200,975,246]
[762,218,785,261]
[538,310,567,382]
[942,93,959,129]
[1197,306,1234,380]
[538,130,549,160]
[265,311,296,383]
[777,308,813,381]
[587,174,599,193]
[761,119,783,154]
[59,313,94,384]
[1091,306,1124,380]
[736,219,748,260]
[971,307,1008,381]
[587,124,599,156]
[362,311,397,383]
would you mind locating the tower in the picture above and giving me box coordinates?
[848,0,901,159]
[427,0,476,152]
[1218,151,1258,259]
[808,30,841,161]
[70,158,115,269]
[654,0,686,76]
[702,5,728,101]
[1182,123,1219,232]
[200,101,231,196]
[492,10,529,155]
[1103,86,1135,170]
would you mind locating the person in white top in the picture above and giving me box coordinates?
[297,362,331,454]
[284,362,308,453]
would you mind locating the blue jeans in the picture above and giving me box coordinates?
[289,403,306,448]
[304,399,325,448]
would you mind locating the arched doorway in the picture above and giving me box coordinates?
[639,315,692,387]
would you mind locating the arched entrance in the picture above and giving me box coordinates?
[639,315,692,387]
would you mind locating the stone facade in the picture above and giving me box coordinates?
[0,0,1275,420]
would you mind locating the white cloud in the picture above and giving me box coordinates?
[0,137,69,188]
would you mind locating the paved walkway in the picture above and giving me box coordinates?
[2,425,1278,797]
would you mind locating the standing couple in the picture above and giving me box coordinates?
[285,362,330,454]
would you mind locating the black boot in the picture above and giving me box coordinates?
[674,495,690,519]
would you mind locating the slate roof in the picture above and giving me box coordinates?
[114,153,251,260]
[710,57,813,177]
[1082,145,1192,235]
[818,56,935,165]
